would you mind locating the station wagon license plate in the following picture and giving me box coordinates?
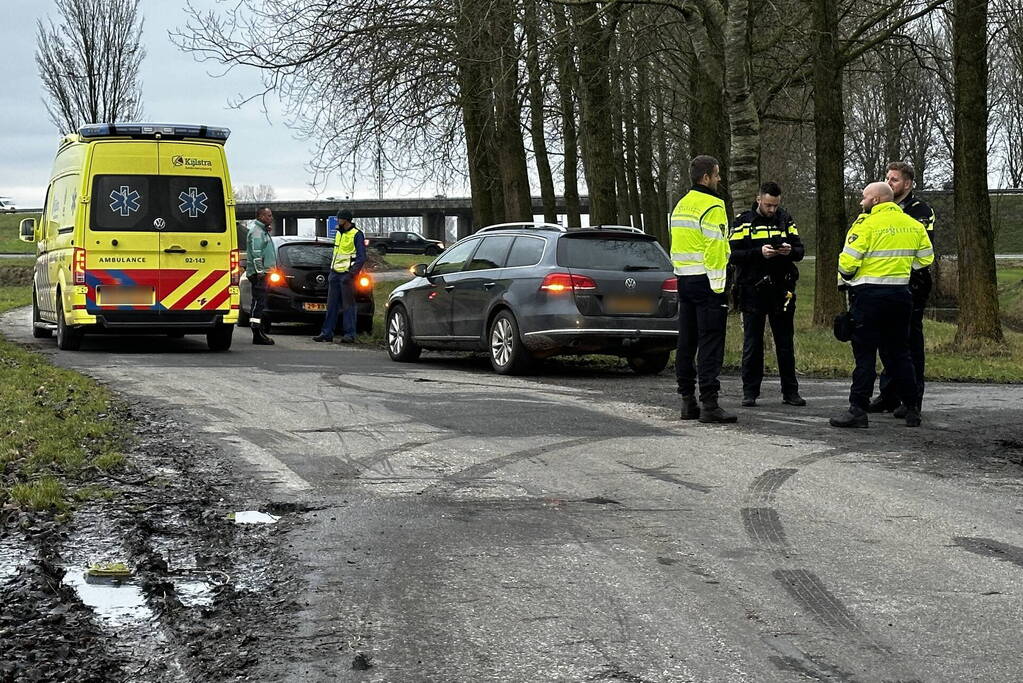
[303,302,327,312]
[604,295,657,315]
[97,286,154,306]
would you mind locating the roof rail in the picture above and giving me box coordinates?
[579,224,646,234]
[476,222,566,234]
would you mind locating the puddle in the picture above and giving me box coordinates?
[175,578,215,608]
[0,540,30,585]
[231,511,280,525]
[62,568,154,625]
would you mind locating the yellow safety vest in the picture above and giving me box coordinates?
[838,202,934,287]
[669,188,731,293]
[332,228,357,273]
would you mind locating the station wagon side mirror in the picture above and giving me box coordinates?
[411,263,429,278]
[19,218,36,243]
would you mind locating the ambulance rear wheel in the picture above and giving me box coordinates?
[207,323,234,352]
[56,301,83,351]
[32,289,52,339]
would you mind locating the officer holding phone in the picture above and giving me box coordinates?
[729,182,805,407]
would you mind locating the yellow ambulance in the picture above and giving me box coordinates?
[20,123,242,351]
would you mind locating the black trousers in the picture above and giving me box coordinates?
[848,285,917,412]
[877,278,929,406]
[741,296,798,398]
[248,273,268,322]
[676,275,729,401]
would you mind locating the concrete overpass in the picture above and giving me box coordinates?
[234,196,592,240]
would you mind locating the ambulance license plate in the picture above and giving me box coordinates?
[303,302,327,312]
[605,295,656,315]
[98,286,154,306]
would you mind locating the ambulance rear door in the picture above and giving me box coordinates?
[85,142,162,312]
[156,142,232,314]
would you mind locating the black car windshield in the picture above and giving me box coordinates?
[557,235,671,271]
[278,243,333,269]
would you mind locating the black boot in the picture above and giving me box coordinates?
[892,404,908,419]
[252,321,275,346]
[867,396,897,413]
[903,405,921,427]
[829,405,868,428]
[680,395,700,420]
[699,394,737,424]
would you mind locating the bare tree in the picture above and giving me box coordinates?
[953,0,1002,343]
[234,184,278,203]
[35,0,145,133]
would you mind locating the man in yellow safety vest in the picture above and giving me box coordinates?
[670,155,736,424]
[830,182,934,429]
[313,209,367,343]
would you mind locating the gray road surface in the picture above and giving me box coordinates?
[4,308,1022,681]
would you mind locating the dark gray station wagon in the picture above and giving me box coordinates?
[385,224,679,374]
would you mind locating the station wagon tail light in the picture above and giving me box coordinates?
[540,273,597,293]
[230,249,241,285]
[661,277,678,292]
[267,269,285,286]
[357,274,373,290]
[72,247,87,284]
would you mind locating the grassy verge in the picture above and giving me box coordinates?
[0,279,127,513]
[0,213,40,254]
[372,253,430,271]
[727,267,1023,383]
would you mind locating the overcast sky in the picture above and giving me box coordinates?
[0,1,432,207]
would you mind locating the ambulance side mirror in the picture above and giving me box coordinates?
[19,218,36,243]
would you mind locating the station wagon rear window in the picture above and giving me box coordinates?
[90,175,226,232]
[557,235,671,271]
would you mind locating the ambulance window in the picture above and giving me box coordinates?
[164,176,226,233]
[91,175,156,231]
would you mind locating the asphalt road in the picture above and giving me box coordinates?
[4,309,1023,682]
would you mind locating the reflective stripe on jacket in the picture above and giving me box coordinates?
[245,220,277,276]
[838,202,934,287]
[669,186,730,293]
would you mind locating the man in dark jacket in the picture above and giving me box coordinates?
[729,182,806,407]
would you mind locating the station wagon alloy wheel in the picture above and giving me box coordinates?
[488,310,532,375]
[386,305,421,362]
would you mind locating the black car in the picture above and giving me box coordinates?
[384,224,678,374]
[238,236,374,333]
[365,231,445,256]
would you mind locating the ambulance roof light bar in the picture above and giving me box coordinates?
[77,123,231,143]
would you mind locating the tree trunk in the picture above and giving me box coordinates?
[609,33,631,224]
[552,6,582,227]
[570,3,618,225]
[682,4,731,212]
[491,0,533,222]
[637,59,666,243]
[724,0,761,209]
[523,0,557,223]
[811,0,848,327]
[953,0,1003,343]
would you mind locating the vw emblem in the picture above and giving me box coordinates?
[153,217,166,230]
[315,274,326,285]
[625,277,637,290]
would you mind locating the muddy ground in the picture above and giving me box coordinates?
[1,401,295,682]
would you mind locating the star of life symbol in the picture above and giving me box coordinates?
[178,187,209,218]
[109,185,141,217]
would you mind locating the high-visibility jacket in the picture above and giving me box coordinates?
[838,202,934,287]
[331,227,358,273]
[669,186,730,293]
